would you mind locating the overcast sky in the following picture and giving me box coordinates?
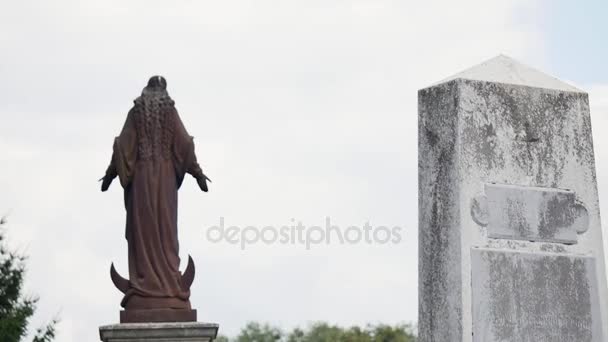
[1,1,607,341]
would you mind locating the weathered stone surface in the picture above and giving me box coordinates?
[471,183,589,244]
[99,322,219,342]
[418,76,462,342]
[471,248,603,342]
[418,56,608,342]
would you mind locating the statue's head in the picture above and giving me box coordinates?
[142,75,168,96]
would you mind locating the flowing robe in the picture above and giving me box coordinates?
[106,98,203,310]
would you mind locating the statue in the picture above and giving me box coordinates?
[100,76,210,323]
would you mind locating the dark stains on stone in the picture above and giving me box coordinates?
[474,249,596,341]
[485,184,580,244]
[459,80,591,188]
[505,197,532,238]
[522,121,540,143]
[424,126,440,148]
[538,192,577,241]
[540,244,567,253]
[477,123,498,167]
[418,81,463,342]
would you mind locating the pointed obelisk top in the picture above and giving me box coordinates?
[433,55,583,93]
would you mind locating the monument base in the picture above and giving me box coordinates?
[99,322,219,342]
[120,308,197,323]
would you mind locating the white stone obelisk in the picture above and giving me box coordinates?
[418,55,608,342]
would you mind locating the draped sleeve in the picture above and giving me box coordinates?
[111,108,138,188]
[172,108,204,189]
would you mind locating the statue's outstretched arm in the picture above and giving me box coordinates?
[100,152,118,192]
[188,159,209,192]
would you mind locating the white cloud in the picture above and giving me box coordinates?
[0,0,543,340]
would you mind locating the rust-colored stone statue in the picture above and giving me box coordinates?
[101,76,210,323]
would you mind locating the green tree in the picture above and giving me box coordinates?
[287,322,416,342]
[369,323,416,342]
[0,217,57,342]
[287,322,351,342]
[235,322,283,342]
[227,321,416,342]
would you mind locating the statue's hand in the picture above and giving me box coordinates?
[196,176,208,192]
[101,175,114,192]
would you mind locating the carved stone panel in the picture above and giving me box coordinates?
[471,248,603,342]
[471,183,589,244]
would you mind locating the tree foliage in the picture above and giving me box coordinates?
[218,321,416,342]
[235,322,283,342]
[0,218,57,342]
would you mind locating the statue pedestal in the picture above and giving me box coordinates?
[120,309,197,323]
[99,322,219,342]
